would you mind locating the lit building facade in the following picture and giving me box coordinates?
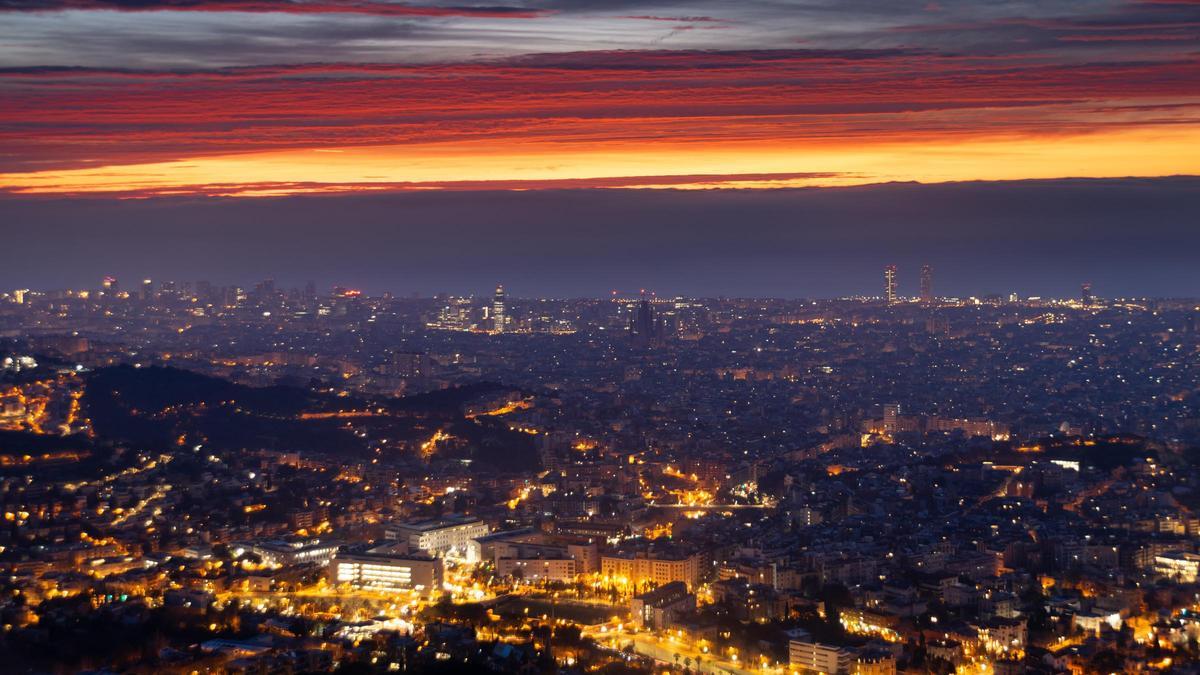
[330,552,443,596]
[1155,551,1200,583]
[789,634,853,675]
[385,516,489,561]
[497,557,578,583]
[601,549,704,589]
[630,581,695,630]
[246,538,339,567]
[492,284,507,333]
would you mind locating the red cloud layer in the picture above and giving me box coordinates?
[1,49,1198,172]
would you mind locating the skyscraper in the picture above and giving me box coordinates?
[492,284,507,333]
[1081,282,1093,305]
[884,265,897,305]
[919,264,933,304]
[630,298,666,347]
[254,278,275,302]
[883,403,901,433]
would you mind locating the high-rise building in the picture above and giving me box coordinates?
[259,278,277,299]
[884,265,897,305]
[920,264,933,303]
[630,299,667,347]
[1081,282,1093,305]
[195,280,213,304]
[492,284,507,333]
[387,351,431,380]
[435,297,474,331]
[883,403,901,433]
[141,278,153,302]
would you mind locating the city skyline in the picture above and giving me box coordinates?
[0,268,1170,308]
[0,267,1178,303]
[2,4,1200,673]
[3,176,1200,297]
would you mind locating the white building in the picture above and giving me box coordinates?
[385,515,489,561]
[472,528,599,581]
[330,552,443,596]
[245,538,339,567]
[497,557,578,583]
[1072,610,1123,635]
[1155,551,1200,583]
[788,631,853,675]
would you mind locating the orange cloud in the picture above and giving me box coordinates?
[4,128,1199,197]
[2,51,1199,195]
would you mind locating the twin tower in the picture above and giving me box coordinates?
[884,264,933,305]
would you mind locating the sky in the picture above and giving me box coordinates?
[1,0,1199,194]
[3,178,1199,298]
[0,1,1198,295]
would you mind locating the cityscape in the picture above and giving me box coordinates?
[3,0,1200,674]
[0,271,1199,674]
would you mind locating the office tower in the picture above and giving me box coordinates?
[102,276,118,294]
[492,284,507,333]
[883,403,901,433]
[919,264,933,303]
[884,265,897,305]
[195,280,213,304]
[633,299,654,341]
[436,297,473,331]
[387,351,432,379]
[630,299,667,347]
[254,278,276,301]
[141,278,153,302]
[1081,282,1093,305]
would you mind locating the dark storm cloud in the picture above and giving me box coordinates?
[0,1,545,17]
[1,177,1197,298]
[4,0,1199,70]
[879,3,1200,57]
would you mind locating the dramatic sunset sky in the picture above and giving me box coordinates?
[1,1,1198,295]
[1,0,1199,195]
